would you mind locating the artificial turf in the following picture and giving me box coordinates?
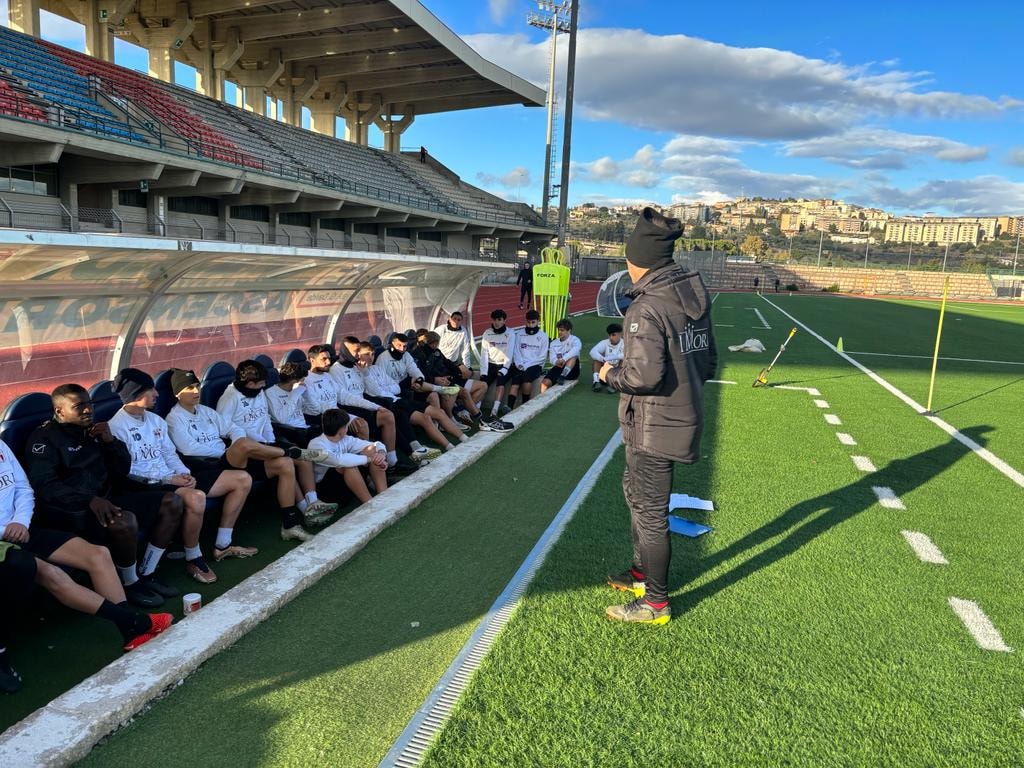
[422,293,1023,767]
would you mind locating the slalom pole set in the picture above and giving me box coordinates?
[753,327,798,387]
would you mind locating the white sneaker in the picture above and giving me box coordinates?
[436,385,461,396]
[298,447,330,463]
[280,525,314,542]
[411,447,442,461]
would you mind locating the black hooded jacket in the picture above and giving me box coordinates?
[605,264,717,463]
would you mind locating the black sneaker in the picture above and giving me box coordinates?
[125,580,165,608]
[592,381,602,392]
[139,573,180,598]
[480,417,514,433]
[607,569,646,598]
[389,459,419,476]
[0,654,23,693]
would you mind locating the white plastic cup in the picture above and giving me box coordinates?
[182,592,202,614]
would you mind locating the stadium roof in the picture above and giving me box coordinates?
[78,0,546,116]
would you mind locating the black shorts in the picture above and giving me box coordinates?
[25,528,77,559]
[544,365,580,383]
[316,468,355,505]
[344,406,383,440]
[273,423,318,447]
[182,454,231,493]
[481,363,513,385]
[107,488,173,531]
[510,364,542,386]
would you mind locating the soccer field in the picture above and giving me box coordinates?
[59,295,1024,766]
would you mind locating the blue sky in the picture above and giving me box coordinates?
[12,0,1024,215]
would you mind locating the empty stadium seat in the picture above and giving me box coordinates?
[153,369,175,418]
[200,361,235,409]
[88,380,122,423]
[0,391,52,458]
[253,354,279,387]
[280,349,306,367]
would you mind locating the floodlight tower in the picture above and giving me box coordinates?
[527,2,570,225]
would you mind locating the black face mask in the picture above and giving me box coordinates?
[492,324,507,334]
[234,381,262,398]
[337,346,358,367]
[389,348,404,360]
[524,325,540,335]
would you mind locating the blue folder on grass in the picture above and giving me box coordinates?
[668,515,712,538]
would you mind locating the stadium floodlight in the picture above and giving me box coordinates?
[527,2,570,225]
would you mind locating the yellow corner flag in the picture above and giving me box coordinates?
[925,276,951,413]
[533,247,572,338]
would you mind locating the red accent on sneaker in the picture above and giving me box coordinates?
[630,568,646,581]
[644,599,668,611]
[123,613,173,652]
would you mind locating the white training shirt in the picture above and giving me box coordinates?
[216,385,275,443]
[302,370,343,416]
[0,440,34,531]
[360,364,402,401]
[479,327,516,370]
[108,408,190,482]
[374,350,425,385]
[548,334,583,367]
[265,384,308,429]
[307,433,384,482]
[590,338,624,363]
[166,402,244,459]
[433,322,473,368]
[329,362,382,412]
[512,329,549,370]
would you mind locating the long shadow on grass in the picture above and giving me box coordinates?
[671,426,991,613]
[934,377,1024,414]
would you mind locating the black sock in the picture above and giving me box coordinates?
[97,599,150,642]
[285,446,302,460]
[282,506,302,528]
[523,394,531,404]
[508,395,517,408]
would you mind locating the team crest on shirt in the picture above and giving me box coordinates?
[629,323,638,332]
[31,443,45,453]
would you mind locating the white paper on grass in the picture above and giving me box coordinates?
[669,493,714,512]
[727,339,765,353]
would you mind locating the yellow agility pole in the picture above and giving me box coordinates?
[533,246,571,337]
[925,275,950,413]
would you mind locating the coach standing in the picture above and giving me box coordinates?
[600,207,717,624]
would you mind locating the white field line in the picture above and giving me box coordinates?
[714,323,735,327]
[851,455,877,472]
[751,308,772,329]
[772,385,822,396]
[824,413,842,425]
[872,486,906,510]
[813,399,830,408]
[836,432,857,446]
[760,295,1024,489]
[711,292,720,304]
[900,530,949,565]
[380,429,624,767]
[846,351,1024,367]
[948,598,1012,652]
[708,379,738,385]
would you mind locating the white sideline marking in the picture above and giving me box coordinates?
[773,385,821,395]
[714,323,735,327]
[760,295,1024,489]
[872,486,905,509]
[851,455,877,472]
[711,292,720,304]
[948,598,1012,653]
[900,530,949,565]
[836,432,857,446]
[381,429,624,767]
[0,384,578,768]
[824,413,842,425]
[813,399,829,408]
[708,379,737,385]
[751,308,772,329]
[847,351,1024,367]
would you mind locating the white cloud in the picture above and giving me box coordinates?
[487,0,516,24]
[863,176,1024,215]
[465,30,1021,140]
[632,144,657,169]
[476,166,532,189]
[1006,147,1024,166]
[785,128,988,169]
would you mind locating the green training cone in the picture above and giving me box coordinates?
[836,336,844,352]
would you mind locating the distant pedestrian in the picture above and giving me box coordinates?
[516,261,533,309]
[419,146,427,163]
[753,276,760,291]
[601,207,717,625]
[774,277,780,293]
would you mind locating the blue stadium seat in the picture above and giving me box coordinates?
[280,349,306,367]
[153,369,175,418]
[88,380,122,423]
[0,392,52,458]
[368,335,384,354]
[253,354,274,372]
[253,354,279,386]
[200,361,235,409]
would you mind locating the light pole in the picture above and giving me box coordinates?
[788,235,793,261]
[908,242,913,270]
[1014,231,1020,277]
[555,0,579,247]
[816,229,823,267]
[942,241,950,272]
[527,2,569,225]
[864,237,869,268]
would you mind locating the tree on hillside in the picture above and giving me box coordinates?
[741,234,768,261]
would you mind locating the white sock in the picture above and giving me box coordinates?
[410,440,424,451]
[475,401,482,410]
[387,451,397,466]
[593,372,600,383]
[304,491,318,505]
[184,545,203,562]
[118,563,140,586]
[297,498,309,513]
[491,401,499,415]
[215,528,233,549]
[138,546,165,576]
[444,442,456,451]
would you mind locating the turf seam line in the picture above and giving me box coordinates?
[760,295,1024,489]
[379,429,623,768]
[948,597,1012,653]
[900,530,949,565]
[0,384,579,768]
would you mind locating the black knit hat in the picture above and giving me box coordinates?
[170,368,200,396]
[113,368,155,404]
[625,207,683,269]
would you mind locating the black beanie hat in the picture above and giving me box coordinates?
[170,368,200,396]
[113,368,156,404]
[625,207,683,269]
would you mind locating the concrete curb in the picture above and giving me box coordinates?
[0,382,578,768]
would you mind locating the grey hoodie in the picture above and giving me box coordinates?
[605,264,717,463]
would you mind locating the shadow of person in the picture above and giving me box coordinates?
[672,425,993,613]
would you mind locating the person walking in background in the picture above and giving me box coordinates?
[516,261,533,309]
[601,207,717,625]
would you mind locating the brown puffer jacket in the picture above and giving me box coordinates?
[605,264,717,463]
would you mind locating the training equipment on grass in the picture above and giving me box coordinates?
[753,327,798,387]
[596,269,634,317]
[836,336,844,352]
[728,338,766,353]
[669,493,714,512]
[668,516,712,538]
[533,247,571,337]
